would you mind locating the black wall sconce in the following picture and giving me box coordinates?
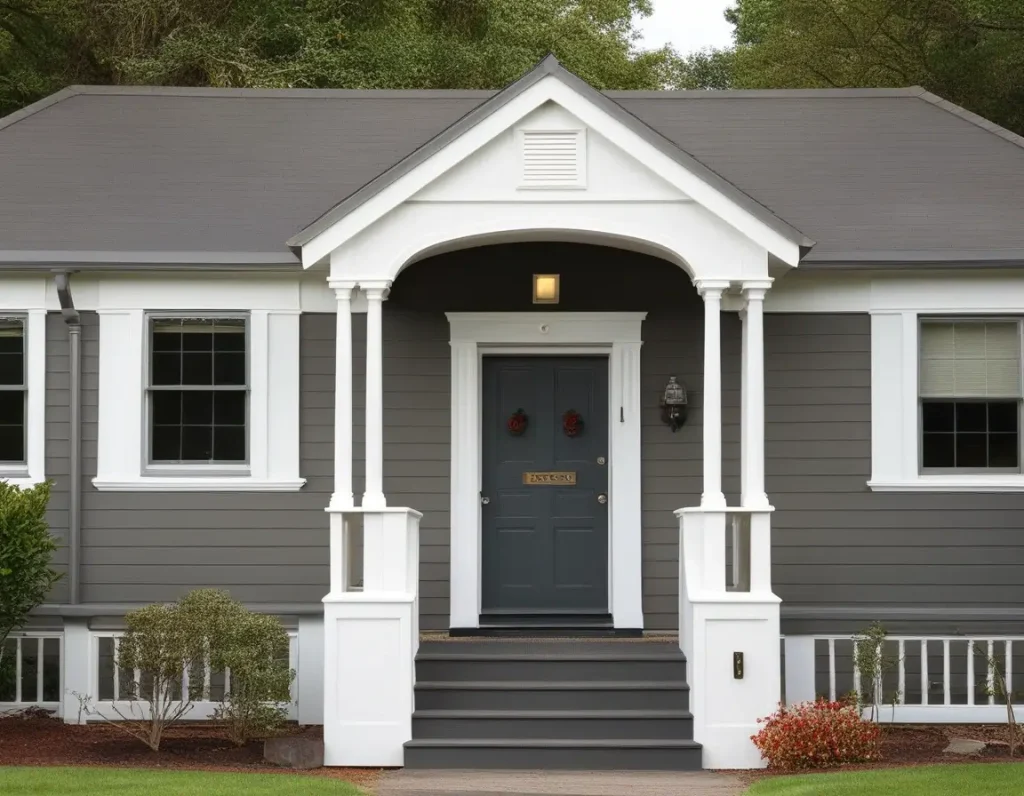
[660,376,688,432]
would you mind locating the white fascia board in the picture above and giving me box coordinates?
[301,74,803,268]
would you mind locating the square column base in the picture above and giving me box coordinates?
[322,594,416,767]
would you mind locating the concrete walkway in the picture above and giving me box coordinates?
[376,769,747,796]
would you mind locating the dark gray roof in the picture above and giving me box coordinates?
[3,70,1024,269]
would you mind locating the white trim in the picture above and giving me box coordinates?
[301,73,799,267]
[446,312,645,630]
[93,307,305,492]
[0,310,46,487]
[869,307,1024,492]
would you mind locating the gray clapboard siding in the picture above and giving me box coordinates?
[766,314,1024,636]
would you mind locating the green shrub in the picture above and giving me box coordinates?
[213,611,294,745]
[0,481,59,675]
[113,589,294,749]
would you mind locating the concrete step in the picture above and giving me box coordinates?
[411,709,694,740]
[403,738,704,770]
[414,680,690,711]
[415,653,687,683]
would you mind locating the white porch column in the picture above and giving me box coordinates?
[741,280,772,509]
[329,281,356,510]
[696,280,729,509]
[361,281,390,510]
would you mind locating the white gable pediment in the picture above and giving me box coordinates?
[412,102,687,203]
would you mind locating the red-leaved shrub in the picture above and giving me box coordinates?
[751,699,881,770]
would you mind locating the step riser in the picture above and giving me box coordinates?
[416,659,687,682]
[415,688,689,711]
[412,716,694,740]
[403,746,704,770]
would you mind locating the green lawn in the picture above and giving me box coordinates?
[0,767,365,795]
[746,763,1024,795]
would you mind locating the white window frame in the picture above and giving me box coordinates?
[94,308,303,492]
[0,310,45,487]
[870,311,1024,492]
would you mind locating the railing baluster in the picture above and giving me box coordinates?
[988,640,996,706]
[1007,640,1014,698]
[920,640,928,706]
[852,644,860,705]
[203,658,212,702]
[14,637,22,704]
[828,639,837,701]
[181,663,190,704]
[224,667,231,695]
[36,637,44,704]
[112,636,120,701]
[943,640,951,706]
[967,640,975,706]
[898,640,906,705]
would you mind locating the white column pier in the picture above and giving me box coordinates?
[695,280,729,509]
[329,281,355,510]
[741,280,771,509]
[361,281,389,510]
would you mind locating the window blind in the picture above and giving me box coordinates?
[920,321,1022,398]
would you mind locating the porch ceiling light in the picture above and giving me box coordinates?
[533,274,560,304]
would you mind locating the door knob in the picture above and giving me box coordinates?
[597,493,607,504]
[597,456,606,465]
[481,496,490,505]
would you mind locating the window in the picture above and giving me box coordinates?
[0,317,25,464]
[920,320,1021,472]
[147,317,247,465]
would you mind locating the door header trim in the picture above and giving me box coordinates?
[447,312,646,345]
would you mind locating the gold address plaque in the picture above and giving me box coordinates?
[523,471,577,485]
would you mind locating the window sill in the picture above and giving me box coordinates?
[92,477,306,493]
[0,474,44,489]
[868,476,1024,493]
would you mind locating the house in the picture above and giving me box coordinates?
[3,54,1024,770]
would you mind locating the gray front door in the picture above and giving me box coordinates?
[481,356,609,614]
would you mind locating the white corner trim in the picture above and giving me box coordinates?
[869,307,1024,493]
[93,307,304,493]
[92,477,306,492]
[447,311,645,630]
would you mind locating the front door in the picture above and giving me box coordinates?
[481,356,609,615]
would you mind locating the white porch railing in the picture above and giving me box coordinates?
[85,630,299,722]
[784,635,1024,723]
[0,633,63,714]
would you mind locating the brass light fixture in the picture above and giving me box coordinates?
[533,274,560,304]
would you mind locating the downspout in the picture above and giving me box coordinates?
[54,272,81,605]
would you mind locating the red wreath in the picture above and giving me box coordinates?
[562,409,584,437]
[507,408,528,436]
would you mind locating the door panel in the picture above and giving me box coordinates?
[481,356,609,613]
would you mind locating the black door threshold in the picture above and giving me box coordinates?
[452,614,642,638]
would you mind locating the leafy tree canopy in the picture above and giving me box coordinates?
[677,0,1024,134]
[0,0,677,116]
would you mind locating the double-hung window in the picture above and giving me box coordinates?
[920,319,1022,472]
[147,316,248,467]
[0,317,26,466]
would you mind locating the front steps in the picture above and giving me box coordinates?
[405,639,702,770]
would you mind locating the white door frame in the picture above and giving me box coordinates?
[446,312,646,630]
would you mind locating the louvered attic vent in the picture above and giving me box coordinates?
[518,129,586,189]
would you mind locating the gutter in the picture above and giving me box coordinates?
[53,272,81,605]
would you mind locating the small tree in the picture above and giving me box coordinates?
[853,622,901,722]
[213,611,294,745]
[113,589,238,750]
[0,481,60,671]
[975,643,1020,757]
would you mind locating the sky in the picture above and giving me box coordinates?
[636,0,734,55]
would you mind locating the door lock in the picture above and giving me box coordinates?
[481,496,490,505]
[596,456,606,465]
[597,493,608,504]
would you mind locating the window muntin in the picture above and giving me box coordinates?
[920,320,1022,472]
[0,317,25,464]
[147,317,248,465]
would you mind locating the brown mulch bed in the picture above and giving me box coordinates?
[0,712,381,788]
[738,724,1024,782]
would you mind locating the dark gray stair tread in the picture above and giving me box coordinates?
[415,680,689,690]
[413,709,692,718]
[418,640,682,657]
[416,652,684,661]
[405,738,701,748]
